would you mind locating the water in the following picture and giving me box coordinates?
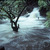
[17,8,45,28]
[0,8,50,50]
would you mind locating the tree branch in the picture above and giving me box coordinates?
[0,14,8,17]
[0,8,12,19]
[16,5,27,23]
[9,6,15,18]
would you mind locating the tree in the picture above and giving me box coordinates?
[38,0,50,10]
[38,0,50,27]
[0,0,26,32]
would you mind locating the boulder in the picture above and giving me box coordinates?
[0,46,5,50]
[43,42,50,50]
[39,7,48,17]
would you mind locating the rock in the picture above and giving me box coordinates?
[39,7,48,17]
[43,42,50,50]
[26,45,32,50]
[25,0,38,6]
[21,0,39,15]
[0,46,5,50]
[25,0,38,13]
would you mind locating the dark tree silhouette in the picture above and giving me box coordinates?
[0,0,27,32]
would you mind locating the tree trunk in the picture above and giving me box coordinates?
[10,5,27,32]
[10,20,19,32]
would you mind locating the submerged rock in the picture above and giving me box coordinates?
[26,45,32,50]
[39,7,48,17]
[0,46,5,50]
[43,42,50,50]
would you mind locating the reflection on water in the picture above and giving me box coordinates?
[0,8,50,50]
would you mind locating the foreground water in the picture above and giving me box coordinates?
[0,8,50,50]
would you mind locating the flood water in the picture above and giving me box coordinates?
[0,8,50,50]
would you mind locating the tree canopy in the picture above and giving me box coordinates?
[0,0,26,19]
